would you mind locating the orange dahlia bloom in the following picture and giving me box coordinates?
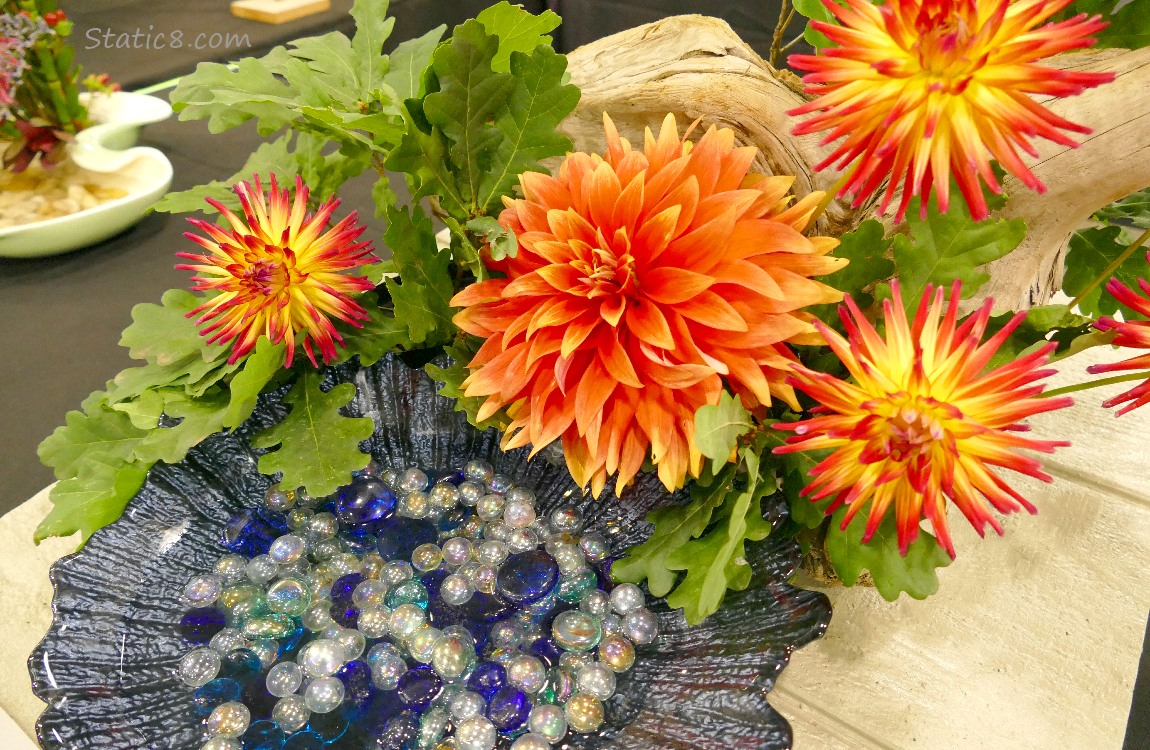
[177,174,376,367]
[452,114,845,496]
[774,282,1072,558]
[788,0,1115,221]
[1087,264,1150,416]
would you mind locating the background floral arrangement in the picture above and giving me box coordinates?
[35,0,1150,625]
[0,0,118,171]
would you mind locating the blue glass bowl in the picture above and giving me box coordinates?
[29,354,831,749]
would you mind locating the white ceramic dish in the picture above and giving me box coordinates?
[0,92,173,259]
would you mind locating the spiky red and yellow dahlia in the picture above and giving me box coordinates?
[788,0,1114,221]
[452,114,845,496]
[774,282,1072,558]
[1087,262,1150,416]
[177,174,376,367]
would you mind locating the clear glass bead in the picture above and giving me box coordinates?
[470,564,497,595]
[579,589,610,618]
[490,620,526,649]
[205,701,249,738]
[576,663,616,701]
[183,574,224,606]
[209,627,248,654]
[352,579,387,609]
[505,486,536,506]
[476,540,509,567]
[506,528,539,554]
[429,482,461,511]
[382,560,414,586]
[263,485,296,512]
[244,556,278,585]
[248,639,279,668]
[411,543,443,572]
[310,538,342,562]
[285,508,314,531]
[199,738,241,750]
[407,625,442,663]
[598,633,636,672]
[449,690,486,722]
[271,694,310,733]
[486,473,513,494]
[527,703,567,743]
[389,603,426,638]
[455,715,497,750]
[266,578,310,616]
[371,653,408,690]
[458,480,485,506]
[440,573,475,606]
[213,555,248,584]
[506,655,547,694]
[622,607,658,645]
[381,468,400,486]
[399,490,430,518]
[305,512,339,539]
[578,532,610,562]
[431,636,476,681]
[357,606,392,638]
[549,506,583,534]
[266,661,303,697]
[298,639,345,678]
[398,467,430,493]
[476,494,506,522]
[463,460,494,483]
[510,734,550,750]
[564,693,604,733]
[304,676,345,713]
[330,627,367,661]
[608,583,645,615]
[440,537,473,567]
[301,601,334,631]
[502,501,536,529]
[178,648,221,687]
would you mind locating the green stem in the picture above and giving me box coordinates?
[1043,370,1150,399]
[803,167,855,234]
[1067,226,1150,310]
[440,213,487,282]
[769,0,794,68]
[31,43,75,131]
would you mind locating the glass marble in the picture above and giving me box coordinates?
[357,605,392,638]
[476,494,505,522]
[429,482,462,512]
[330,626,366,661]
[458,480,485,506]
[387,579,429,609]
[466,661,506,699]
[192,678,243,717]
[305,512,338,539]
[527,703,567,743]
[551,611,602,652]
[205,701,250,738]
[575,663,616,701]
[240,720,284,750]
[507,655,547,694]
[389,603,426,639]
[538,667,576,705]
[471,564,497,595]
[431,635,476,681]
[510,734,550,750]
[623,608,658,645]
[209,627,248,654]
[609,583,645,615]
[214,555,248,584]
[600,614,623,637]
[199,739,241,750]
[262,485,296,512]
[381,559,414,586]
[486,473,513,494]
[579,590,610,618]
[441,536,473,567]
[265,661,303,697]
[496,551,559,606]
[335,477,397,526]
[490,620,526,650]
[598,633,637,672]
[219,648,262,680]
[301,602,334,632]
[563,693,604,734]
[440,573,475,606]
[506,528,540,555]
[555,569,597,603]
[180,607,227,645]
[477,540,509,567]
[298,639,345,678]
[463,460,494,483]
[549,506,582,534]
[398,490,430,518]
[267,534,307,565]
[502,501,536,529]
[371,653,408,690]
[505,487,536,506]
[179,647,221,687]
[397,665,443,708]
[578,532,610,562]
[398,468,430,493]
[244,556,278,586]
[183,574,224,606]
[408,625,443,663]
[352,579,387,609]
[449,690,487,722]
[272,694,311,733]
[304,676,345,714]
[412,543,443,573]
[487,686,530,732]
[455,716,497,750]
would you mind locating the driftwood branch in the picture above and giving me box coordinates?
[561,15,1150,312]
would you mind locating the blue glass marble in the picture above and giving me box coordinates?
[330,574,365,606]
[340,529,379,556]
[221,510,286,558]
[358,690,406,739]
[462,591,515,623]
[179,607,227,645]
[527,637,563,668]
[330,601,360,629]
[219,648,263,680]
[283,730,325,750]
[241,675,278,717]
[438,468,466,486]
[335,478,397,526]
[396,665,442,709]
[487,686,531,733]
[241,719,285,749]
[336,660,375,709]
[277,624,306,659]
[376,517,438,562]
[466,661,507,700]
[191,677,242,716]
[496,551,559,606]
[437,506,470,534]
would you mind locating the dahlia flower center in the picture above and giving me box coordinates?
[908,0,985,89]
[237,246,303,299]
[873,393,961,463]
[572,245,638,300]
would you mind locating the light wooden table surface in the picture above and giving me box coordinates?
[1,347,1146,749]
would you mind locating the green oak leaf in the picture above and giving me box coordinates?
[791,0,841,50]
[825,507,952,601]
[1056,1,1150,50]
[1062,226,1148,319]
[383,25,445,101]
[478,46,579,215]
[223,339,287,429]
[810,219,894,325]
[383,205,456,345]
[172,56,298,135]
[762,428,832,529]
[348,0,396,96]
[120,289,218,367]
[476,1,562,72]
[425,338,508,431]
[421,20,516,215]
[34,462,149,544]
[154,134,295,215]
[138,390,231,465]
[466,216,518,260]
[251,372,375,497]
[612,464,735,599]
[664,450,773,624]
[1093,186,1150,227]
[693,391,754,473]
[38,406,150,482]
[334,293,412,366]
[892,195,1026,312]
[110,389,168,430]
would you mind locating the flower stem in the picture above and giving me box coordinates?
[1043,370,1150,399]
[803,168,854,234]
[1067,226,1150,310]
